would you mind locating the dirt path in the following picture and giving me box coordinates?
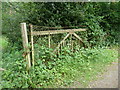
[87,61,118,88]
[67,60,118,88]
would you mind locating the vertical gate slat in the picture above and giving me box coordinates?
[30,24,35,66]
[48,33,51,48]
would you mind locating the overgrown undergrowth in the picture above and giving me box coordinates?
[1,45,118,88]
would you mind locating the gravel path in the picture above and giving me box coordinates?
[87,61,118,88]
[67,60,118,88]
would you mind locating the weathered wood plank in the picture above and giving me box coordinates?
[21,23,31,70]
[31,28,86,36]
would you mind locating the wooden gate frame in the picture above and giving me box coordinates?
[21,23,87,70]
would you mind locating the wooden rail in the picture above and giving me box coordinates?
[31,28,86,36]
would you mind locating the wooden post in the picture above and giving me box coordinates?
[21,23,31,70]
[30,24,35,66]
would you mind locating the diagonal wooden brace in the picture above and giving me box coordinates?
[73,33,83,42]
[53,33,70,53]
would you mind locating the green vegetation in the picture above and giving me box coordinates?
[2,2,120,47]
[1,45,118,88]
[1,2,119,88]
[0,36,9,49]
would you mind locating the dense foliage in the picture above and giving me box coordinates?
[1,2,119,88]
[2,2,120,47]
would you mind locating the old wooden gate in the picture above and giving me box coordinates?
[21,23,87,70]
